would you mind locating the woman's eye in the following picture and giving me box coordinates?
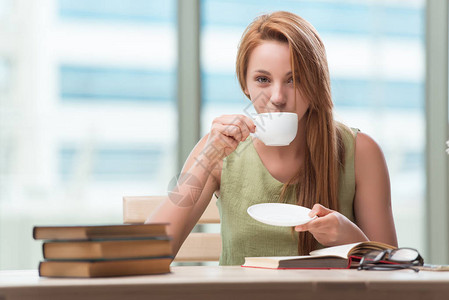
[287,77,293,84]
[256,77,269,83]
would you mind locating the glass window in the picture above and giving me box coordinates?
[0,0,9,20]
[201,0,425,256]
[59,0,173,23]
[0,0,176,269]
[0,58,8,92]
[0,57,11,194]
[59,65,174,102]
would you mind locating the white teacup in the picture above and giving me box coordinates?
[250,112,298,146]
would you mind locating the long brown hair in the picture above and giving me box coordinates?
[236,11,347,255]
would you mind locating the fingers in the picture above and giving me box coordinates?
[294,215,329,233]
[295,219,316,232]
[215,115,256,142]
[205,114,256,163]
[203,114,258,166]
[214,123,243,142]
[209,125,239,149]
[295,204,335,233]
[219,114,256,132]
[309,203,333,218]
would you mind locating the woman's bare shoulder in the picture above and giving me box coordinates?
[355,131,382,154]
[354,132,384,158]
[354,132,389,183]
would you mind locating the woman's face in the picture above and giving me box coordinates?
[245,40,309,119]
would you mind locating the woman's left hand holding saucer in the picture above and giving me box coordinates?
[294,204,369,247]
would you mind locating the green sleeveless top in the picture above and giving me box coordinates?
[216,126,359,266]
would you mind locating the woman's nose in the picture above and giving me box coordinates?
[269,84,286,107]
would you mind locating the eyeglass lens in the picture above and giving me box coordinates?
[362,250,385,263]
[389,248,419,262]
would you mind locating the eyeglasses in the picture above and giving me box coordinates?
[357,248,424,272]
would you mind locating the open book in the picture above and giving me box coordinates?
[242,241,396,269]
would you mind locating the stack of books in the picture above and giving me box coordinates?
[33,223,172,277]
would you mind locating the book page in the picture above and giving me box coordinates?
[308,243,361,259]
[245,256,310,261]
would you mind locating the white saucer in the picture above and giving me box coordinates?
[247,203,317,227]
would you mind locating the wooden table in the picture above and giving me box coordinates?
[1,266,449,300]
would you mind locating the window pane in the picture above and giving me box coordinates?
[201,0,425,256]
[0,0,9,20]
[0,58,8,92]
[59,65,175,102]
[0,0,176,269]
[59,0,173,23]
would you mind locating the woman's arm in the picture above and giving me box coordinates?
[146,115,256,256]
[295,132,398,247]
[145,134,220,256]
[352,132,398,246]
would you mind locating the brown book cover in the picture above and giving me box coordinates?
[38,257,172,277]
[43,238,172,260]
[33,224,168,241]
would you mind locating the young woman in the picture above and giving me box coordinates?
[147,11,398,265]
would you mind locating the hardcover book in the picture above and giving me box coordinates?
[39,257,172,277]
[33,224,168,241]
[242,241,396,269]
[43,238,172,260]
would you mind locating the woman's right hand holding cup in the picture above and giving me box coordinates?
[200,114,256,170]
